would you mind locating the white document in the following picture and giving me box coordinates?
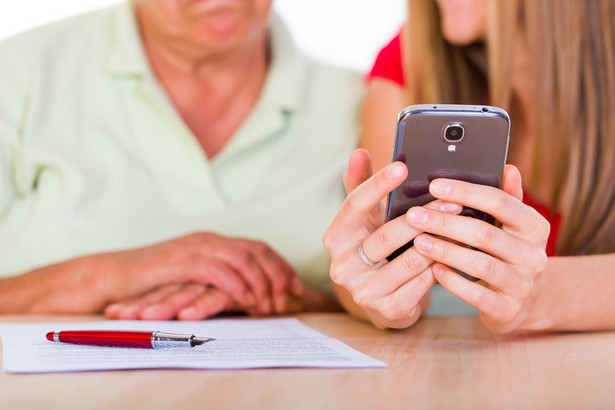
[0,318,385,373]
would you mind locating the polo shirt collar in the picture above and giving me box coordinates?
[212,16,305,164]
[105,1,305,165]
[263,14,304,113]
[107,0,151,77]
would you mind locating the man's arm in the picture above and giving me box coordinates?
[0,233,302,315]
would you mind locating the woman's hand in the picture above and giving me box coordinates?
[407,165,550,334]
[323,149,462,329]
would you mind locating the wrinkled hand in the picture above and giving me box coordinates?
[105,283,341,320]
[323,149,462,329]
[106,283,245,320]
[407,165,549,334]
[102,232,303,316]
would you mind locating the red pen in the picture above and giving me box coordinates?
[46,330,214,349]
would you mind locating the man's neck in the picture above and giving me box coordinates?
[134,9,270,158]
[135,5,268,83]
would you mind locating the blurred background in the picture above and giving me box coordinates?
[0,0,407,74]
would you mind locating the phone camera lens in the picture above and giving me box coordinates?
[444,124,465,142]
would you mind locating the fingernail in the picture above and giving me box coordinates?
[142,305,160,316]
[433,264,444,279]
[105,304,120,315]
[440,202,462,213]
[387,163,404,179]
[179,307,196,319]
[119,304,139,318]
[431,180,451,196]
[407,208,428,225]
[414,235,433,251]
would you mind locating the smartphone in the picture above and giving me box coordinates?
[384,104,510,270]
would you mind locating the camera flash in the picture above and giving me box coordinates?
[448,145,456,152]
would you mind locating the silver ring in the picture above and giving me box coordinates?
[357,239,378,267]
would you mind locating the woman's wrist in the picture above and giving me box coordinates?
[509,259,559,333]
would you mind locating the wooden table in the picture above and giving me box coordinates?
[1,313,613,409]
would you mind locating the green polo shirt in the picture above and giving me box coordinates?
[0,2,362,293]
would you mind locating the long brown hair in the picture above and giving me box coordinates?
[405,0,615,255]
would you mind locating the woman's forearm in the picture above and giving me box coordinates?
[522,254,615,332]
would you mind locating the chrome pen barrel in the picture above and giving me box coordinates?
[151,331,196,348]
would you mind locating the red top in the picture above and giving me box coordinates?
[369,32,405,85]
[368,33,561,256]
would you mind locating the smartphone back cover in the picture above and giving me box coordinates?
[386,105,510,222]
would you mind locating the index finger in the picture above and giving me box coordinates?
[186,260,255,307]
[104,284,184,319]
[237,240,302,313]
[335,161,407,230]
[428,178,546,235]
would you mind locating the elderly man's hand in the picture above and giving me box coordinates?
[103,283,341,320]
[101,232,303,317]
[105,284,264,320]
[12,232,302,316]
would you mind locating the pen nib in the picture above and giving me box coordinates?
[191,336,215,346]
